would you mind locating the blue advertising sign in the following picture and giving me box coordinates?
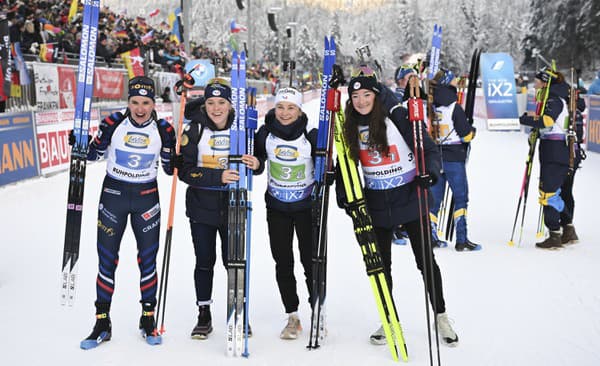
[587,95,600,154]
[0,112,39,186]
[480,53,520,130]
[185,59,216,87]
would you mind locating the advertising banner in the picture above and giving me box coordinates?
[185,59,215,87]
[480,53,520,130]
[33,62,60,110]
[587,95,600,154]
[35,109,100,175]
[0,112,38,186]
[94,68,125,99]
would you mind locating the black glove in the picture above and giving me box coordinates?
[325,171,335,186]
[171,153,184,171]
[414,172,436,189]
[519,112,533,126]
[68,130,92,146]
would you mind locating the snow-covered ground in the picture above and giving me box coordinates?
[1,98,599,366]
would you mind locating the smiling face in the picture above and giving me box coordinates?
[351,89,376,115]
[205,97,231,128]
[128,96,155,125]
[274,101,302,125]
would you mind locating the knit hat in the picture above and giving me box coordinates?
[204,78,232,103]
[275,87,303,109]
[395,65,416,82]
[348,65,380,95]
[128,76,155,100]
[436,68,455,86]
[535,67,557,83]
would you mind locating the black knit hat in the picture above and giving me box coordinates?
[204,78,232,103]
[535,67,557,83]
[348,65,380,95]
[128,76,155,100]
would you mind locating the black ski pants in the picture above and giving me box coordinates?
[267,207,313,314]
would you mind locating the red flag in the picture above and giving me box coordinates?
[149,9,160,18]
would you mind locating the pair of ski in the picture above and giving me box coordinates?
[60,0,100,306]
[306,36,336,350]
[226,50,258,357]
[436,48,481,242]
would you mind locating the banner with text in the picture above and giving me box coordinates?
[35,109,100,175]
[480,53,520,130]
[0,112,38,186]
[587,95,600,154]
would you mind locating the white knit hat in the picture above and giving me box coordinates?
[275,87,303,109]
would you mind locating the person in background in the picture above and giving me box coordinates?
[587,70,600,95]
[160,86,172,103]
[428,68,481,251]
[79,76,176,349]
[519,68,572,249]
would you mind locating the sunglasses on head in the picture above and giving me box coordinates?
[351,65,377,78]
[207,77,231,87]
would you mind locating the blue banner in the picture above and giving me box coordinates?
[0,112,39,186]
[480,53,520,130]
[185,59,216,87]
[587,95,600,154]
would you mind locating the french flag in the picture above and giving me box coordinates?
[149,9,160,18]
[230,19,247,33]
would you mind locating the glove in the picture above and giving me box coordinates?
[414,172,436,189]
[519,112,533,126]
[171,153,184,171]
[68,130,92,146]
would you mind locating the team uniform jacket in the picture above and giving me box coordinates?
[254,109,318,213]
[432,85,475,162]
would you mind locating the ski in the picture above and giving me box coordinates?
[226,51,250,357]
[427,24,443,141]
[332,64,408,362]
[60,0,100,306]
[307,36,336,350]
[242,85,258,357]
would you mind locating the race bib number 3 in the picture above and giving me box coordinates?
[115,149,155,170]
[270,160,306,182]
[359,145,402,167]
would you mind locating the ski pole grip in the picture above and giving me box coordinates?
[326,89,340,112]
[408,98,425,122]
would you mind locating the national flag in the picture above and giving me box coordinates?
[39,43,54,62]
[11,42,30,85]
[168,7,182,44]
[141,30,154,45]
[230,19,247,33]
[68,0,79,23]
[120,48,145,79]
[113,29,128,38]
[43,23,62,35]
[159,21,170,31]
[149,9,160,18]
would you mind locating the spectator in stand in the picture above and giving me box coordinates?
[160,87,171,103]
[588,71,600,95]
[96,32,115,66]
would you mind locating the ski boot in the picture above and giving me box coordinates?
[561,224,579,245]
[369,325,386,345]
[392,225,408,245]
[139,302,162,345]
[535,230,563,250]
[436,312,459,347]
[80,302,112,350]
[191,305,213,339]
[280,313,302,340]
[455,240,482,252]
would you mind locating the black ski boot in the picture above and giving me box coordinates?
[561,224,579,245]
[535,230,563,250]
[191,305,213,339]
[455,240,482,252]
[139,302,162,345]
[80,302,112,350]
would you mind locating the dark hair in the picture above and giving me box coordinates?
[343,96,389,163]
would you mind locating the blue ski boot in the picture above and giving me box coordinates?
[80,302,112,350]
[139,302,162,345]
